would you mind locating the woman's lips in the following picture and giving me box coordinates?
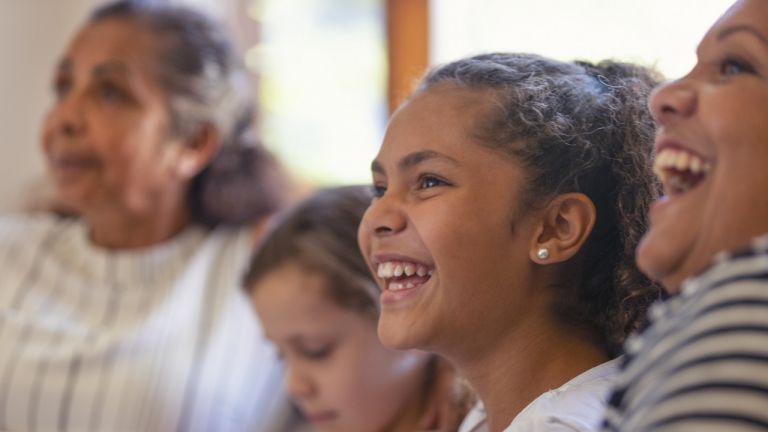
[653,146,712,196]
[48,154,99,177]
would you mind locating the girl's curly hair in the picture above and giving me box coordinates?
[420,53,664,356]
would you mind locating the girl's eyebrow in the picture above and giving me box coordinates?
[371,150,459,175]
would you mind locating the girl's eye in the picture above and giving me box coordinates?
[300,345,334,361]
[419,175,448,189]
[720,57,754,76]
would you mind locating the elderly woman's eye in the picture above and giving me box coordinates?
[98,82,127,102]
[53,77,72,99]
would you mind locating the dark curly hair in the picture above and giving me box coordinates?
[419,53,663,356]
[91,0,290,226]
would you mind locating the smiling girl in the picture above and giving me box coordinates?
[358,54,663,431]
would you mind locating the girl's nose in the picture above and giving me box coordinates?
[361,194,407,239]
[284,365,316,401]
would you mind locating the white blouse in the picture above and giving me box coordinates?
[0,214,286,432]
[460,357,621,432]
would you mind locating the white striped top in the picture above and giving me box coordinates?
[602,235,768,431]
[0,214,287,432]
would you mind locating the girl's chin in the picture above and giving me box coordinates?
[377,322,421,351]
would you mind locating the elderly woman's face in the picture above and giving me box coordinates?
[636,0,768,291]
[41,19,187,215]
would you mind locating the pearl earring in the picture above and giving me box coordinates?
[537,247,550,260]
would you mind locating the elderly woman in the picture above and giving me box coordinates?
[0,1,292,431]
[602,0,768,430]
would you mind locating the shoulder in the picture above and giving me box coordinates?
[0,212,70,245]
[605,242,768,431]
[510,360,620,431]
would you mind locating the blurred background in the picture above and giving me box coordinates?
[0,0,733,211]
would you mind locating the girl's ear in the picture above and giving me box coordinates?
[528,193,596,264]
[175,123,221,179]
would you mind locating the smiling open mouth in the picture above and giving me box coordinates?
[653,147,712,195]
[376,261,433,291]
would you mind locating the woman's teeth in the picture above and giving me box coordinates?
[653,147,712,194]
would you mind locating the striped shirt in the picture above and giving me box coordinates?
[603,235,768,432]
[0,214,287,432]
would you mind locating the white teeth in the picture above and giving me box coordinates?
[394,265,403,277]
[376,261,434,288]
[653,147,712,193]
[387,281,418,291]
[377,262,395,278]
[690,157,701,174]
[654,148,711,175]
[675,152,689,171]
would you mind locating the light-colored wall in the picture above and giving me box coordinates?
[0,0,102,211]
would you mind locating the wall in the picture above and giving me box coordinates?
[0,0,101,211]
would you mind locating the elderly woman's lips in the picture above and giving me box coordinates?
[49,156,99,180]
[49,155,99,175]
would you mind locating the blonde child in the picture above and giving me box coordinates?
[245,186,467,432]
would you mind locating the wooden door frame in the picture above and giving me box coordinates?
[386,0,429,114]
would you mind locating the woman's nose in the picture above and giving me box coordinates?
[649,79,697,126]
[49,94,86,137]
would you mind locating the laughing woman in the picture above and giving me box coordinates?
[358,53,663,431]
[603,0,768,430]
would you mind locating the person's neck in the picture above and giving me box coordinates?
[84,196,191,249]
[454,319,608,432]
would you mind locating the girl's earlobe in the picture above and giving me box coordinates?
[536,247,550,260]
[530,193,596,264]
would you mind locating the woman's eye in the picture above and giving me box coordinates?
[418,175,447,190]
[53,78,72,99]
[720,57,754,76]
[98,82,126,102]
[372,184,386,198]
